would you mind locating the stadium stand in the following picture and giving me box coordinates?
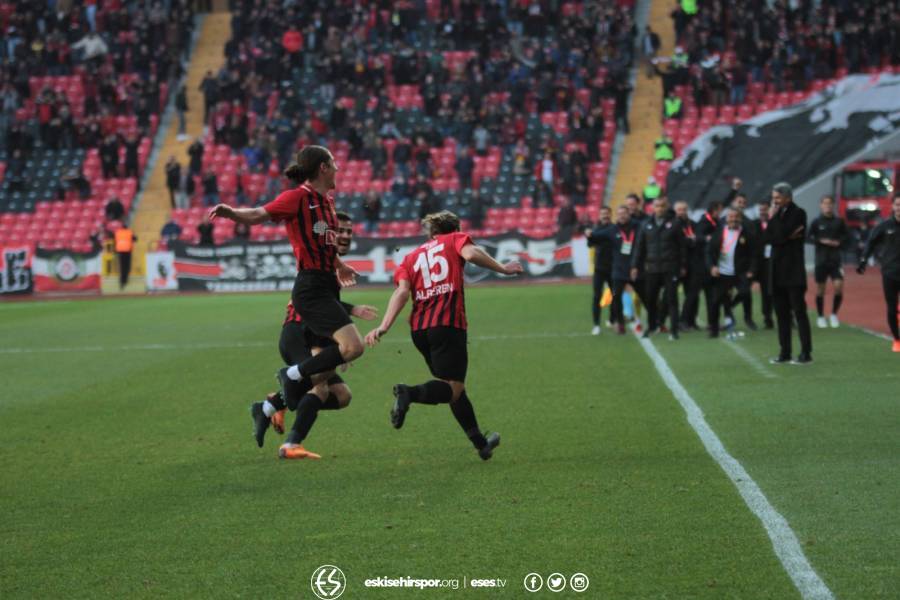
[167,0,638,242]
[651,0,900,187]
[0,0,195,251]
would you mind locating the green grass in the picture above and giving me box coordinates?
[0,285,897,599]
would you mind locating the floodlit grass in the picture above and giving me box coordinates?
[0,284,896,598]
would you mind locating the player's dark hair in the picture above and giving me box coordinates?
[820,195,834,203]
[422,211,461,236]
[336,211,352,222]
[284,145,331,184]
[757,199,771,207]
[707,200,724,212]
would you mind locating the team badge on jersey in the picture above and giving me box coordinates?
[313,220,336,245]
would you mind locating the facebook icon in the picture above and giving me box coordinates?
[524,573,543,592]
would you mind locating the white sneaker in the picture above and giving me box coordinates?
[591,325,601,336]
[817,316,828,328]
[829,314,840,328]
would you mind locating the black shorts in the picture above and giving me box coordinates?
[814,264,844,283]
[279,321,344,386]
[411,326,468,382]
[291,269,352,338]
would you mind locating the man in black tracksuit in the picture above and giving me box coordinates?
[808,195,849,328]
[766,182,813,364]
[675,200,703,330]
[706,208,756,337]
[684,200,723,329]
[631,197,687,339]
[599,205,644,335]
[586,206,616,333]
[858,194,900,351]
[750,199,774,328]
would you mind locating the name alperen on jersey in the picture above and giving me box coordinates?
[395,232,472,331]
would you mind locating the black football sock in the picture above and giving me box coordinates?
[285,393,323,445]
[267,391,286,411]
[832,293,843,315]
[815,294,824,316]
[321,393,341,410]
[284,378,314,411]
[410,380,453,405]
[298,345,345,379]
[450,392,488,449]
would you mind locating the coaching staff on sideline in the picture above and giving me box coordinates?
[766,182,813,364]
[857,194,900,352]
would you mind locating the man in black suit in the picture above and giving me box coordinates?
[682,200,723,330]
[706,208,756,338]
[631,197,687,340]
[766,183,813,364]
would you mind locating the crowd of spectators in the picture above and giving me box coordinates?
[652,0,900,110]
[1,0,196,160]
[186,0,637,233]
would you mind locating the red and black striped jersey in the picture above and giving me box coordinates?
[264,184,339,272]
[284,301,303,325]
[395,232,472,331]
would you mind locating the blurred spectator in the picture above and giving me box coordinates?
[642,25,661,77]
[202,171,220,207]
[643,177,662,204]
[233,221,250,241]
[123,133,140,179]
[175,84,189,142]
[7,150,26,192]
[59,167,91,200]
[614,80,632,134]
[364,192,382,233]
[654,135,674,162]
[663,90,682,119]
[100,135,119,179]
[105,197,124,222]
[538,152,556,189]
[199,71,218,123]
[456,147,474,190]
[418,190,438,219]
[557,197,578,237]
[197,219,214,246]
[470,192,490,230]
[165,157,182,209]
[533,180,553,208]
[71,32,108,63]
[188,138,204,176]
[160,219,183,246]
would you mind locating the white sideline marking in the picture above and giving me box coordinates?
[847,324,893,342]
[723,339,778,379]
[638,335,834,600]
[0,332,592,355]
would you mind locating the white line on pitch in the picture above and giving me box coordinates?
[0,332,592,355]
[722,339,778,379]
[638,335,834,600]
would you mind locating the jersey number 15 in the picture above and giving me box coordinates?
[413,243,449,289]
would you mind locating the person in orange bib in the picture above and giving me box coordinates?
[114,226,137,289]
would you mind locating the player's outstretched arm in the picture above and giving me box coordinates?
[208,204,270,225]
[365,279,411,347]
[459,244,523,275]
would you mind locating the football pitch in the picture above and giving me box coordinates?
[1,284,897,599]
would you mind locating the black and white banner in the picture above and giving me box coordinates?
[667,73,900,208]
[169,232,591,292]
